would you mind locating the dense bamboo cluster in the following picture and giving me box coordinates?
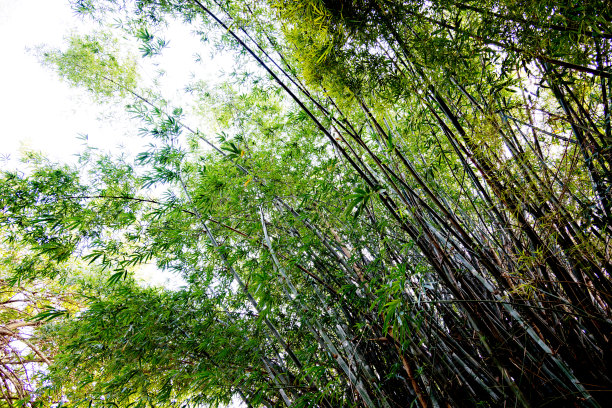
[1,0,611,407]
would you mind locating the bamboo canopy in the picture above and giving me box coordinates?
[1,0,611,407]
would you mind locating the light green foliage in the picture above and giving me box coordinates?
[38,32,138,100]
[0,222,106,407]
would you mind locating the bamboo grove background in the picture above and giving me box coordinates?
[1,0,611,407]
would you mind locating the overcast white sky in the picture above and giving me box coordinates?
[0,0,232,169]
[0,0,120,165]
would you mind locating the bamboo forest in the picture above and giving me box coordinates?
[2,0,612,406]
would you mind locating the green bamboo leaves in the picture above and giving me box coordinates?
[135,27,169,58]
[37,32,139,100]
[345,184,385,218]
